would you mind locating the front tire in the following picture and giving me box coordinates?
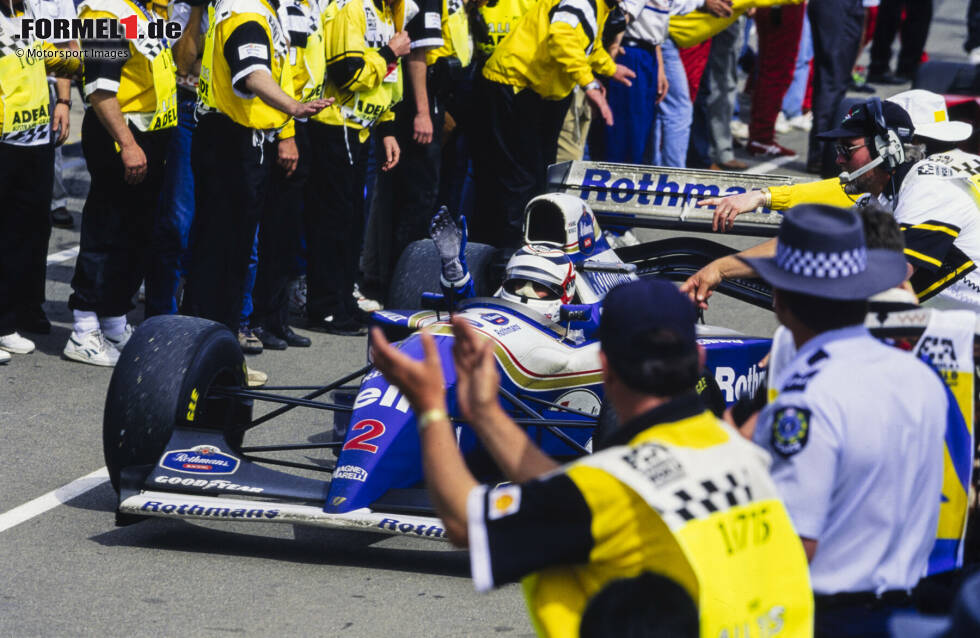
[388,240,498,309]
[103,315,249,491]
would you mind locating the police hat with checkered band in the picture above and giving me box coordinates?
[741,204,908,300]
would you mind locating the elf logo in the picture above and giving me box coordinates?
[353,385,410,413]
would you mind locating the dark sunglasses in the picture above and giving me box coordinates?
[835,142,867,160]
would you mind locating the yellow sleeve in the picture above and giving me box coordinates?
[324,2,389,93]
[547,21,597,88]
[588,44,616,78]
[278,118,296,139]
[768,178,856,210]
[41,42,80,76]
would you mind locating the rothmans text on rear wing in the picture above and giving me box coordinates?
[547,161,799,237]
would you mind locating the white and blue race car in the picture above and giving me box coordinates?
[100,163,853,542]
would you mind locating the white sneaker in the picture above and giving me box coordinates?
[105,323,134,351]
[64,330,120,367]
[730,120,749,141]
[246,366,268,388]
[775,111,791,134]
[786,112,813,132]
[0,349,10,364]
[0,332,35,354]
[970,47,980,65]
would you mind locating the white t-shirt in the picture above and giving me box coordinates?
[754,325,946,595]
[28,0,77,44]
[623,0,701,47]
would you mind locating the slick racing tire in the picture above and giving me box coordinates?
[103,315,249,492]
[592,401,618,452]
[388,240,497,309]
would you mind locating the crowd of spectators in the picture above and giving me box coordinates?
[2,0,959,378]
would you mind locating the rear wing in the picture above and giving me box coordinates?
[546,161,800,238]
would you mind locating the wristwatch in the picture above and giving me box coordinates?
[584,80,602,92]
[56,98,72,108]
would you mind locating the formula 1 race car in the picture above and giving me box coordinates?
[103,163,794,542]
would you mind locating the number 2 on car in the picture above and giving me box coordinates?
[342,419,386,453]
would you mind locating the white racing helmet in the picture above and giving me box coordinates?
[498,245,576,322]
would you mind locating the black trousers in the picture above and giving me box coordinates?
[252,121,309,331]
[470,76,571,249]
[182,113,274,331]
[968,0,980,51]
[807,0,865,173]
[305,121,367,323]
[69,110,170,316]
[391,79,445,270]
[869,0,934,77]
[815,602,913,638]
[363,71,445,299]
[0,141,54,335]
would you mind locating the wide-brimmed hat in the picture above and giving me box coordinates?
[887,89,973,142]
[817,99,914,142]
[741,204,908,300]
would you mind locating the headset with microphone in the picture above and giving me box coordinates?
[839,97,907,190]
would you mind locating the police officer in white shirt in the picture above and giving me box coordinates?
[744,204,947,638]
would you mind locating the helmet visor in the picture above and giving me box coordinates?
[504,277,563,301]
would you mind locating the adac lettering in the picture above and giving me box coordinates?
[715,364,766,403]
[154,475,264,493]
[140,501,280,519]
[579,168,746,206]
[377,517,447,538]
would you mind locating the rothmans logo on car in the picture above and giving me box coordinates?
[160,445,240,475]
[480,312,509,326]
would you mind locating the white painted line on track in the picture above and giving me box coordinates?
[745,155,796,175]
[0,467,109,534]
[47,245,80,265]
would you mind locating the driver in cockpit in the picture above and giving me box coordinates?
[429,207,583,326]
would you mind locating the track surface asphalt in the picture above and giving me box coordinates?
[0,2,972,634]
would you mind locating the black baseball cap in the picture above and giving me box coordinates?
[600,280,697,384]
[817,99,915,142]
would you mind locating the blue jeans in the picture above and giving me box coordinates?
[148,93,196,316]
[650,39,692,167]
[241,227,258,329]
[605,45,659,164]
[782,13,813,118]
